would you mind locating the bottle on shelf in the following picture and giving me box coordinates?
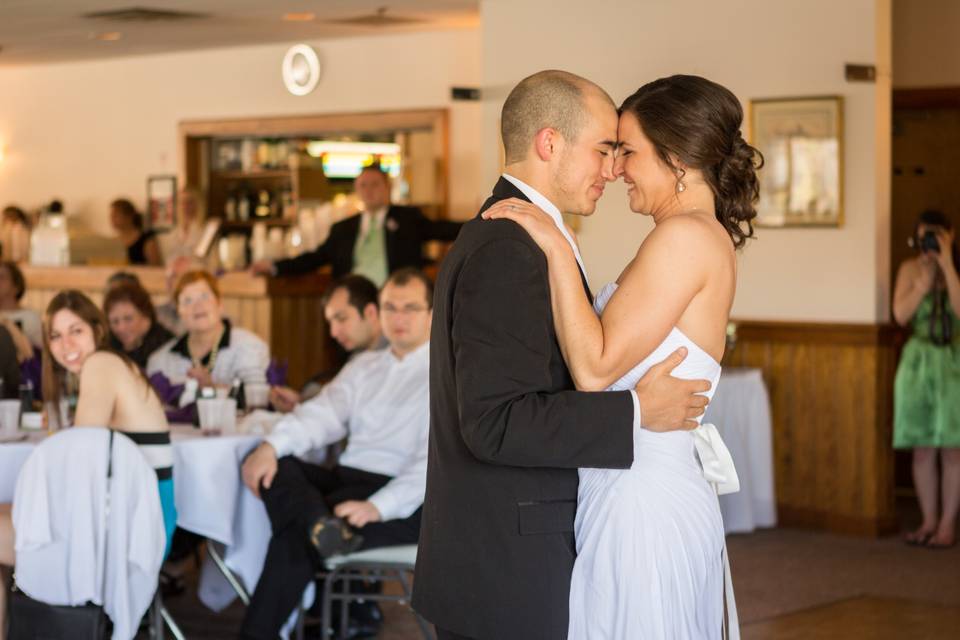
[224,184,238,222]
[254,189,271,218]
[237,183,251,222]
[280,187,295,219]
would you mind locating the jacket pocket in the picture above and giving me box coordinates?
[517,499,576,535]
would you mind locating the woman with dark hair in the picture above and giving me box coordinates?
[0,205,31,263]
[39,290,176,549]
[892,209,960,549]
[110,198,163,266]
[484,74,762,638]
[0,260,43,348]
[0,291,178,631]
[103,282,174,369]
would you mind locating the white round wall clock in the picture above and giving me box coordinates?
[282,44,321,96]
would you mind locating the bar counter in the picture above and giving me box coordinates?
[20,265,339,389]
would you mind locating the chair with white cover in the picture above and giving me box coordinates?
[295,544,432,640]
[11,427,181,640]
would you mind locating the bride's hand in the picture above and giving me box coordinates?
[482,198,567,256]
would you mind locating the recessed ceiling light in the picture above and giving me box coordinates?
[92,31,123,41]
[283,12,316,22]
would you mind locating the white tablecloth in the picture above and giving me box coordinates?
[0,425,273,611]
[704,367,777,534]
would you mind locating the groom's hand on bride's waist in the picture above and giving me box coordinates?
[635,347,711,433]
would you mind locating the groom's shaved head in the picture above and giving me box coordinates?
[501,70,614,165]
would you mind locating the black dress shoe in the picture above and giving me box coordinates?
[307,515,364,558]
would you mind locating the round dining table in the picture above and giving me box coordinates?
[0,423,274,611]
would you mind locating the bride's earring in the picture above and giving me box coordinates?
[676,181,686,193]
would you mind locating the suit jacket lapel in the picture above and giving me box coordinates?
[383,206,399,271]
[481,178,592,301]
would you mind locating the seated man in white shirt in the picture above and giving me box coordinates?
[239,268,433,640]
[268,274,386,413]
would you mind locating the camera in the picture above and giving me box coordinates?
[920,230,940,254]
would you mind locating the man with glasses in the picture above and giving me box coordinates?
[239,268,432,640]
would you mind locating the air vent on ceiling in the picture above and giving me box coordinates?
[326,6,424,27]
[83,7,208,22]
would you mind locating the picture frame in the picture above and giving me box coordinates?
[146,175,177,231]
[749,96,844,227]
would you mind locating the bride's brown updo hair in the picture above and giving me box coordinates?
[620,75,763,249]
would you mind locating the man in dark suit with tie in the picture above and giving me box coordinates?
[251,166,461,286]
[412,70,710,639]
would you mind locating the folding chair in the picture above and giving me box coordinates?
[295,544,433,640]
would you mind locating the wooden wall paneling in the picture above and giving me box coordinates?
[254,298,271,345]
[726,321,898,536]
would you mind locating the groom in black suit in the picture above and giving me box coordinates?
[413,70,711,639]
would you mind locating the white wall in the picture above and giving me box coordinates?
[0,28,484,234]
[481,0,891,323]
[893,0,960,88]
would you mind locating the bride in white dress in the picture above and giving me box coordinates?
[484,75,763,639]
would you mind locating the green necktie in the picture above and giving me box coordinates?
[352,218,388,286]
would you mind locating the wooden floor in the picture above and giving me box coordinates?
[742,596,960,640]
[155,524,960,639]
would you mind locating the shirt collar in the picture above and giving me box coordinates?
[171,319,232,362]
[500,173,588,281]
[386,339,429,366]
[360,207,389,235]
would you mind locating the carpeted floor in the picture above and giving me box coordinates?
[153,519,960,639]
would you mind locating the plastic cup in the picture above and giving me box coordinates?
[219,398,238,434]
[0,399,21,435]
[244,382,270,410]
[197,398,236,435]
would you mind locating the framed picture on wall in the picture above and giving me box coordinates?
[146,175,177,231]
[749,96,844,227]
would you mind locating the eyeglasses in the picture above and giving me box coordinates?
[381,304,429,316]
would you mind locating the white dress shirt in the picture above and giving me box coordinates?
[500,173,643,439]
[266,342,430,521]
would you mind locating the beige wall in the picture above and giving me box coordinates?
[0,29,484,235]
[893,0,960,88]
[481,0,891,323]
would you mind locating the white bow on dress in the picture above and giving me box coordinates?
[692,423,740,495]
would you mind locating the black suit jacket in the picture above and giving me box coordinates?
[412,178,635,639]
[273,204,461,278]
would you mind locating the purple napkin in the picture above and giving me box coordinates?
[164,403,197,425]
[266,360,288,387]
[148,371,187,406]
[20,350,42,400]
[148,371,196,424]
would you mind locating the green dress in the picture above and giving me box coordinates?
[893,291,960,448]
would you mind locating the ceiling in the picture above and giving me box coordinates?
[0,1,479,66]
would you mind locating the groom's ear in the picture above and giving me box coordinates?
[533,127,560,162]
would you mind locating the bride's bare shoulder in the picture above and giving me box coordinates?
[636,212,731,259]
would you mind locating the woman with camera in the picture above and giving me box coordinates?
[892,209,960,549]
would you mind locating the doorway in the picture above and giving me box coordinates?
[890,87,960,495]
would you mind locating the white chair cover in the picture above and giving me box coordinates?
[12,427,166,640]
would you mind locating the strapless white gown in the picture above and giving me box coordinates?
[568,282,739,639]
